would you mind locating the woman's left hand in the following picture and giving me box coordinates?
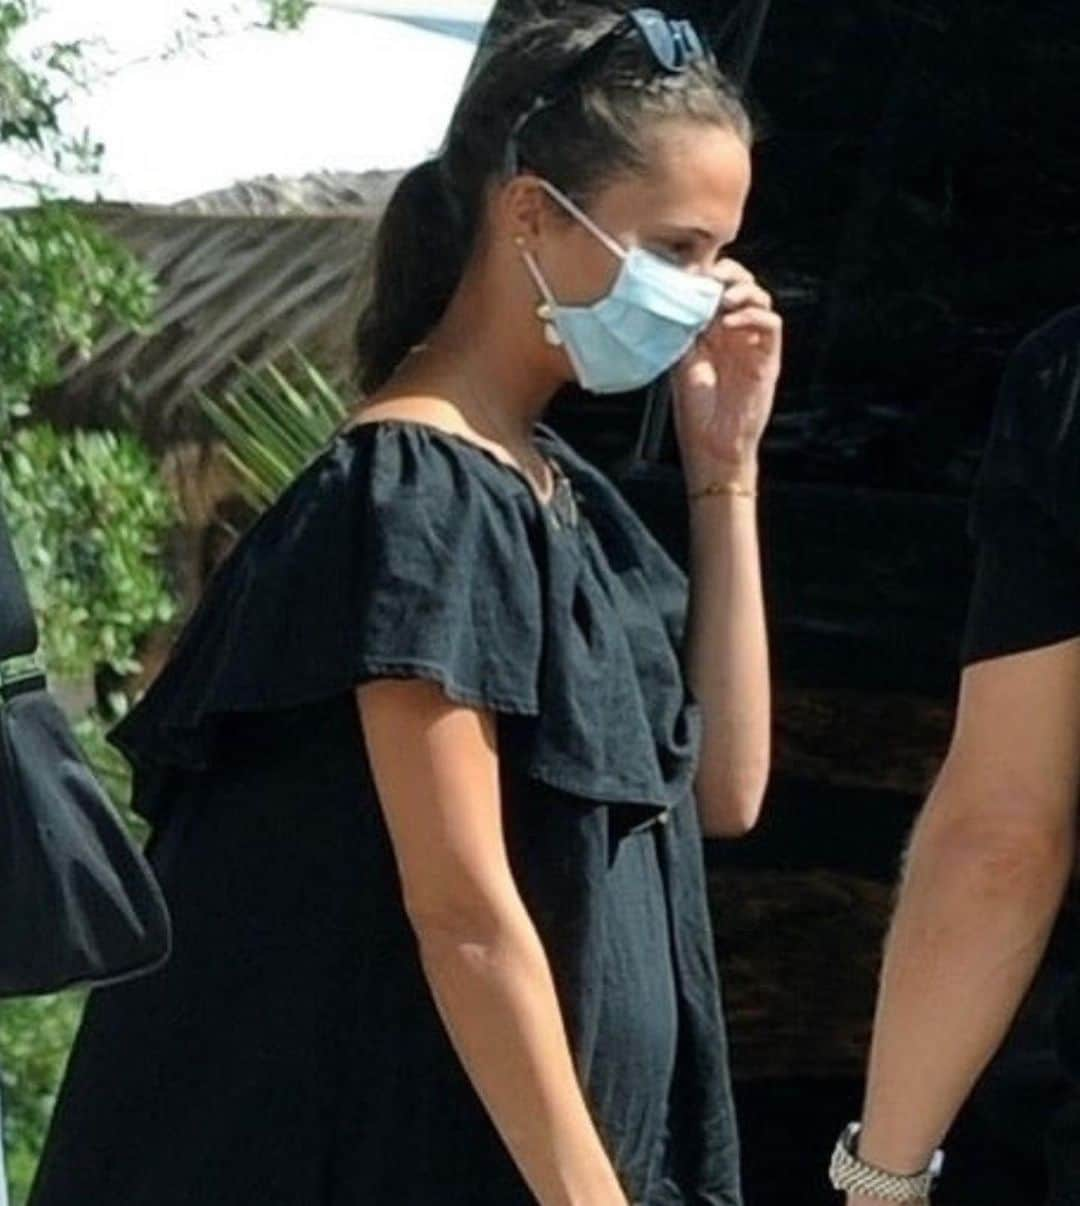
[670,257,781,488]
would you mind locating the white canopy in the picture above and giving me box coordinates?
[0,0,494,208]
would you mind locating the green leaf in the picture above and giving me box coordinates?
[0,425,178,682]
[198,350,347,512]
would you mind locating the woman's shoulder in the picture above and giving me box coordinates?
[108,413,551,784]
[224,411,550,575]
[212,412,550,642]
[111,412,700,833]
[328,411,545,510]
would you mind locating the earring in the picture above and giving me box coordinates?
[536,301,562,347]
[515,235,563,347]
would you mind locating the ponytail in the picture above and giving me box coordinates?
[353,157,469,394]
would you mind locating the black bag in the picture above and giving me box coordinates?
[0,494,172,998]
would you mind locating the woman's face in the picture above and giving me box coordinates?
[525,118,753,307]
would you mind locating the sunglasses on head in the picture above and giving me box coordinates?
[503,7,716,178]
[627,8,712,71]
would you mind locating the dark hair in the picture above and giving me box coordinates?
[353,4,752,395]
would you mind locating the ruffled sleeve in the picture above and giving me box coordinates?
[111,419,705,835]
[523,423,704,826]
[109,422,545,782]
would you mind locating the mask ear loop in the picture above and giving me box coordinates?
[517,244,565,347]
[535,178,628,261]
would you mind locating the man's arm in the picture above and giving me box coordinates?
[848,636,1080,1200]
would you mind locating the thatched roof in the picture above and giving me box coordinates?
[33,170,405,447]
[167,169,404,217]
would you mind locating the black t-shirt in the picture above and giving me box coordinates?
[961,306,1080,666]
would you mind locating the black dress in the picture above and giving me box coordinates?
[958,307,1080,1206]
[28,418,742,1206]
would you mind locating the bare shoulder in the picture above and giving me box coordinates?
[340,395,523,474]
[342,393,450,431]
[341,395,474,441]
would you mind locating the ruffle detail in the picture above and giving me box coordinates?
[110,420,701,827]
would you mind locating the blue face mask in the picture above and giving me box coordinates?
[518,178,725,394]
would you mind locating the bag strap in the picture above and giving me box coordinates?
[0,490,40,663]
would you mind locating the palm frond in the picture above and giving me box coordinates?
[198,346,348,510]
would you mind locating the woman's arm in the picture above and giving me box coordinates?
[683,476,771,838]
[672,256,780,840]
[356,678,628,1206]
[847,637,1080,1202]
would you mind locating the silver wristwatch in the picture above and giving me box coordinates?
[829,1122,944,1202]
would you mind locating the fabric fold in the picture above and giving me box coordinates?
[110,419,702,828]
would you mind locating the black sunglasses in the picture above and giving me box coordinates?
[503,7,716,177]
[626,8,712,71]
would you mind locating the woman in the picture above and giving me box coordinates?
[30,7,779,1204]
[829,306,1080,1204]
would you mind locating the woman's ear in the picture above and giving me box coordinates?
[498,173,553,247]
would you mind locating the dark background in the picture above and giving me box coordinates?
[472,2,1080,1202]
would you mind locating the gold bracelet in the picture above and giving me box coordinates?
[686,479,758,501]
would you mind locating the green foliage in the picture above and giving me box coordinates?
[72,711,143,827]
[0,4,314,1200]
[0,427,165,1202]
[262,0,314,31]
[0,2,158,435]
[0,425,179,681]
[0,993,85,1206]
[0,204,157,432]
[0,0,28,37]
[0,2,50,145]
[0,1,314,434]
[0,1,105,182]
[199,346,347,509]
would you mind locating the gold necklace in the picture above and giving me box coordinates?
[409,345,578,527]
[454,364,556,505]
